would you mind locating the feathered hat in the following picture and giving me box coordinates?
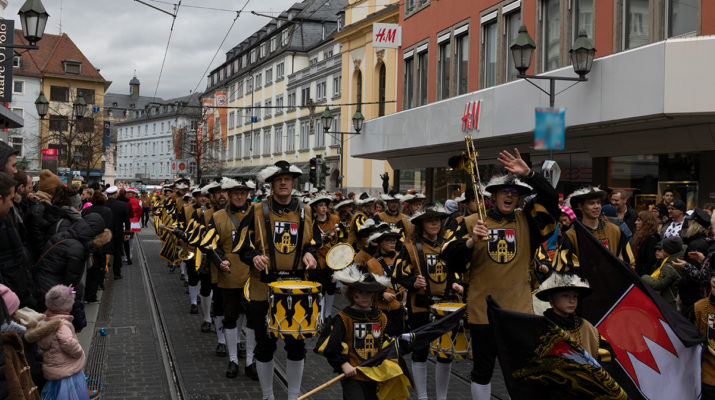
[410,202,450,224]
[484,174,533,196]
[368,222,402,243]
[308,190,333,206]
[222,177,256,191]
[257,160,302,183]
[334,198,354,209]
[535,273,592,301]
[332,264,390,292]
[565,186,608,209]
[355,192,376,205]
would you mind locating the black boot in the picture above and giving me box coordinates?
[238,342,246,358]
[190,304,199,314]
[201,321,211,332]
[226,361,239,378]
[245,362,258,381]
[215,343,227,357]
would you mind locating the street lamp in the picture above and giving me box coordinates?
[18,0,49,47]
[320,106,333,131]
[35,90,48,118]
[73,95,87,118]
[509,24,596,107]
[352,110,364,133]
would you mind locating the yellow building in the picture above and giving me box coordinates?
[334,1,399,192]
[17,31,111,182]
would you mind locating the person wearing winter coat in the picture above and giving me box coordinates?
[641,237,683,308]
[25,285,89,400]
[32,213,111,333]
[105,186,130,279]
[80,191,114,303]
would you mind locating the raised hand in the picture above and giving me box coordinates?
[497,148,530,177]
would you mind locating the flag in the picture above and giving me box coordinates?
[571,220,703,399]
[487,296,627,400]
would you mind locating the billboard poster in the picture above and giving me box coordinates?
[203,98,215,145]
[534,107,565,151]
[215,91,227,149]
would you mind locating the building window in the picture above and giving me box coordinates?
[13,80,23,94]
[325,50,333,58]
[10,137,22,157]
[378,64,386,116]
[625,0,649,49]
[331,115,340,145]
[270,37,277,52]
[483,19,498,88]
[315,120,325,148]
[573,0,594,41]
[245,133,252,158]
[237,80,243,97]
[228,136,234,160]
[77,88,95,104]
[12,56,20,68]
[301,87,311,106]
[246,77,253,92]
[255,73,262,89]
[505,10,521,82]
[229,83,236,102]
[310,57,318,65]
[333,76,341,97]
[317,81,327,101]
[286,124,295,152]
[50,86,69,102]
[668,0,696,38]
[275,96,284,115]
[236,133,242,158]
[264,99,272,118]
[260,43,266,58]
[288,91,296,109]
[417,50,428,106]
[62,61,81,74]
[299,121,310,150]
[228,111,235,129]
[403,55,414,110]
[263,129,271,155]
[275,125,283,153]
[282,30,290,46]
[49,115,68,131]
[253,131,260,156]
[276,62,285,79]
[456,31,469,93]
[250,49,257,63]
[356,70,363,112]
[437,38,451,100]
[265,68,273,84]
[542,0,561,71]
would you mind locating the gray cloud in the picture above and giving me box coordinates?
[4,0,297,99]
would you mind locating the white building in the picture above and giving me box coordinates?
[7,54,42,171]
[115,93,200,184]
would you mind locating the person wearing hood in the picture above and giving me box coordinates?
[81,191,114,303]
[442,148,559,400]
[32,213,111,331]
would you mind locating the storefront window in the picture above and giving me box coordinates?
[531,152,593,198]
[433,167,469,202]
[400,168,426,193]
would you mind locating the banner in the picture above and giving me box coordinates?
[172,126,183,160]
[196,122,203,165]
[203,98,215,146]
[534,107,565,150]
[103,121,111,147]
[0,20,14,102]
[215,91,227,149]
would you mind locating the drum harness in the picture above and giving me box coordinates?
[376,256,402,301]
[416,239,454,303]
[261,200,305,282]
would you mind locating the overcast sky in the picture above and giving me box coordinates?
[4,0,297,99]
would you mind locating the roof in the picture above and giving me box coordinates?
[104,92,162,112]
[13,29,111,89]
[114,92,202,126]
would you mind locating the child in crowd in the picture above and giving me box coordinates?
[319,264,391,400]
[535,273,601,359]
[641,237,683,309]
[32,285,89,400]
[692,271,715,400]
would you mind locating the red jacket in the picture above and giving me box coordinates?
[127,197,142,232]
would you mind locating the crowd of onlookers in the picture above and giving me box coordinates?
[0,141,150,399]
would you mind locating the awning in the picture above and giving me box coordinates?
[0,106,23,129]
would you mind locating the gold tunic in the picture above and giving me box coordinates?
[212,206,250,289]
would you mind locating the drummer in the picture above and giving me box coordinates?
[365,223,406,336]
[333,197,354,244]
[233,160,318,400]
[393,203,462,400]
[377,191,412,247]
[309,190,341,319]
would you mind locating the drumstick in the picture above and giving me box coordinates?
[297,373,345,400]
[255,214,267,257]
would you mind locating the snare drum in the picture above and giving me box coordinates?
[429,302,471,359]
[268,280,322,340]
[326,243,355,270]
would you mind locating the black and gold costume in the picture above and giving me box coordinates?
[366,251,404,336]
[554,219,635,272]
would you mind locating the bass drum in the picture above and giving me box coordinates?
[267,280,322,339]
[429,302,471,359]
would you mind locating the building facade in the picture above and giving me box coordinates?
[8,54,42,171]
[354,0,715,209]
[115,94,200,184]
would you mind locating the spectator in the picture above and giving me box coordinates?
[0,172,36,309]
[641,237,682,309]
[125,188,142,263]
[610,190,637,233]
[652,203,669,231]
[601,204,633,243]
[117,188,134,264]
[633,211,661,276]
[703,203,715,217]
[105,186,129,280]
[0,140,18,175]
[662,187,675,206]
[140,190,151,228]
[12,171,33,218]
[80,187,93,205]
[81,191,114,303]
[661,200,688,239]
[677,208,713,317]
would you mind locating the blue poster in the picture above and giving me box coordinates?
[534,107,565,150]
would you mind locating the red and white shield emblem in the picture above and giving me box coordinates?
[371,323,381,338]
[289,223,298,235]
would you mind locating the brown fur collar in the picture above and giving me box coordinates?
[93,229,112,248]
[23,319,61,343]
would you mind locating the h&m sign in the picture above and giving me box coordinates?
[372,23,401,49]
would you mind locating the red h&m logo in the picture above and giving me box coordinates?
[462,100,482,132]
[375,27,397,43]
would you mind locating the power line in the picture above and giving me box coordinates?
[192,0,250,95]
[153,1,182,98]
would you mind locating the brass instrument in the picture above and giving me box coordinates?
[448,133,490,240]
[160,224,195,261]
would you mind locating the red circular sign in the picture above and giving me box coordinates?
[178,162,186,171]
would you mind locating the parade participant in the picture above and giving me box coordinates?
[555,186,634,271]
[692,271,715,400]
[334,197,354,242]
[185,185,211,315]
[394,203,460,400]
[347,193,376,252]
[534,273,601,359]
[140,190,152,228]
[377,192,411,243]
[442,148,559,400]
[365,224,405,336]
[212,178,257,379]
[202,180,228,357]
[309,191,341,319]
[234,160,318,400]
[125,188,142,263]
[319,264,390,400]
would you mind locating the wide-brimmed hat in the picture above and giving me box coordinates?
[368,223,402,243]
[222,178,256,191]
[565,186,608,209]
[484,174,533,197]
[308,191,332,206]
[332,264,390,292]
[334,198,354,209]
[410,203,450,224]
[257,160,302,183]
[380,192,398,202]
[203,181,220,193]
[535,273,592,301]
[191,186,202,196]
[175,182,189,190]
[356,218,382,237]
[355,192,376,205]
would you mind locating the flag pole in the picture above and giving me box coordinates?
[297,373,345,400]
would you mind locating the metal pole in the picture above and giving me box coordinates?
[57,124,62,175]
[549,78,555,161]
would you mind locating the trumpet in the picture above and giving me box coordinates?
[448,133,490,240]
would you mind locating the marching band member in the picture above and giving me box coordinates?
[442,149,559,400]
[309,191,341,319]
[205,180,228,357]
[377,191,412,245]
[365,223,405,336]
[334,197,354,243]
[394,203,460,400]
[347,193,377,252]
[211,178,257,379]
[318,263,390,399]
[233,160,318,400]
[173,179,191,280]
[185,185,210,315]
